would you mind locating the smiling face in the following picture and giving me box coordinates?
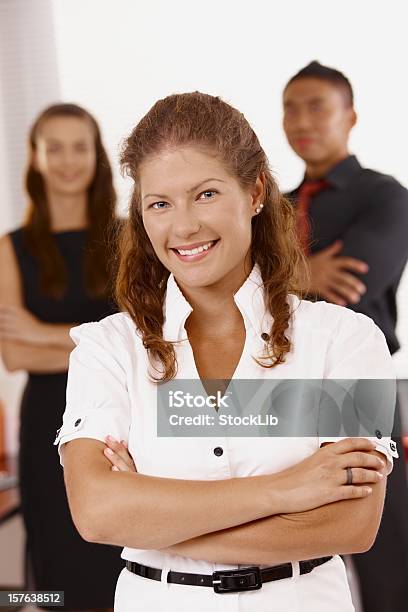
[33,115,97,197]
[283,77,356,165]
[140,145,263,292]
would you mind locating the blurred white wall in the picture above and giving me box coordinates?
[0,0,60,230]
[0,0,407,454]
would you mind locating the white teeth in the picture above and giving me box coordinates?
[176,241,215,256]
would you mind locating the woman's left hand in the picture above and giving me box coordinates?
[0,304,45,344]
[104,436,137,472]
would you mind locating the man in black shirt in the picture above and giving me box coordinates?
[283,61,408,612]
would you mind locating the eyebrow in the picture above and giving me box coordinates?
[44,138,88,145]
[307,97,324,104]
[284,96,324,107]
[142,178,226,202]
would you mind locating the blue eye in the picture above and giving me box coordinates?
[151,202,169,210]
[199,190,217,199]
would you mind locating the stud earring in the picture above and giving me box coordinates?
[255,203,264,214]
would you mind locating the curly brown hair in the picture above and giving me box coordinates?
[24,103,117,299]
[116,92,307,381]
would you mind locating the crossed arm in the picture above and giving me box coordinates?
[0,234,75,373]
[160,486,385,565]
[63,438,386,566]
[306,181,408,307]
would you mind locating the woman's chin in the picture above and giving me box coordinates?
[174,269,218,290]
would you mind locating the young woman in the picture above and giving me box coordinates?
[55,93,397,612]
[0,104,123,610]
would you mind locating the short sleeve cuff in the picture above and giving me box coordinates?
[319,435,398,475]
[54,405,130,467]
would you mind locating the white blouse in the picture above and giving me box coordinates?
[55,264,398,612]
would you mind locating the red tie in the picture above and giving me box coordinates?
[296,180,328,254]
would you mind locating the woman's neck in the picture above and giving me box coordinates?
[181,263,251,338]
[46,189,88,232]
[185,291,243,338]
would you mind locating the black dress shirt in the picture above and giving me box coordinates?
[286,155,408,355]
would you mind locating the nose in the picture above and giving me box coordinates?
[172,204,201,239]
[291,109,313,132]
[60,149,80,167]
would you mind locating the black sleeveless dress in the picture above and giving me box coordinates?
[9,228,124,610]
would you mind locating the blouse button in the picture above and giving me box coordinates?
[375,429,382,439]
[261,332,270,342]
[74,418,82,427]
[213,447,223,457]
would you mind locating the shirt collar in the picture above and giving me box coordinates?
[325,154,362,190]
[162,274,193,342]
[294,154,362,193]
[233,263,271,337]
[163,263,286,342]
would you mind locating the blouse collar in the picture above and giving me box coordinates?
[162,264,291,342]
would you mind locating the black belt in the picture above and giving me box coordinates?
[125,556,332,594]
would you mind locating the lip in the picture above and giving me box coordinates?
[171,239,220,263]
[170,239,218,250]
[58,172,83,181]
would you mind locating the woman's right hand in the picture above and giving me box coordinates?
[103,436,137,473]
[270,437,386,514]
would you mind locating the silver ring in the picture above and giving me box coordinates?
[346,467,353,486]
